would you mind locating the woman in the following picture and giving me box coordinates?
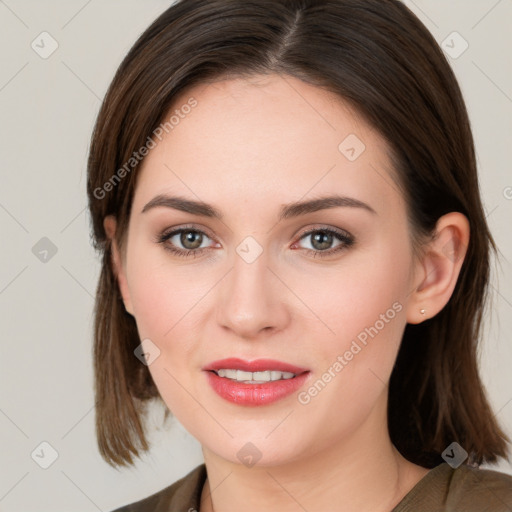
[86,0,512,510]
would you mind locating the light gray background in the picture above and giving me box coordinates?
[1,1,511,510]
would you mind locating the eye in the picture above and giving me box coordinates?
[156,225,218,258]
[292,227,354,258]
[155,224,354,259]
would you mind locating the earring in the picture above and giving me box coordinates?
[420,309,426,315]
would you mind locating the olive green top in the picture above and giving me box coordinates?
[111,462,512,512]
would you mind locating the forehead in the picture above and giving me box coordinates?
[132,74,401,217]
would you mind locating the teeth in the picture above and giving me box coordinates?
[216,369,296,382]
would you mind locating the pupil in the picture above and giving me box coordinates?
[312,232,332,250]
[182,231,202,249]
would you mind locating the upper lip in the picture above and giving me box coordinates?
[202,358,309,374]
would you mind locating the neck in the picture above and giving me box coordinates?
[198,397,429,512]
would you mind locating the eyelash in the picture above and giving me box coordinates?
[155,224,355,259]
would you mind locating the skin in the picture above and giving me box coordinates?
[104,74,469,512]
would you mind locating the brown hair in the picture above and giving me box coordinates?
[87,0,510,469]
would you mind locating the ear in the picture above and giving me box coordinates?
[406,212,470,324]
[103,215,134,316]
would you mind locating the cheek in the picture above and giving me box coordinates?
[303,241,410,344]
[299,238,412,397]
[291,251,410,443]
[126,254,209,415]
[126,244,205,339]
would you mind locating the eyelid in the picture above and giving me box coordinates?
[158,223,217,242]
[294,224,353,241]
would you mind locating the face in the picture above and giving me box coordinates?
[112,74,421,466]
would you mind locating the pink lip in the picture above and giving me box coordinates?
[202,358,309,374]
[202,358,310,406]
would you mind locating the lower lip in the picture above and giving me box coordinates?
[205,371,310,406]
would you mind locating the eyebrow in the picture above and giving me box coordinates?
[141,193,377,220]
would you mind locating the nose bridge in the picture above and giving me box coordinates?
[216,239,288,337]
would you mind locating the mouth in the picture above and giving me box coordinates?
[202,358,310,405]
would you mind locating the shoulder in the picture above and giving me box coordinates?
[109,463,207,512]
[446,464,512,511]
[393,463,512,512]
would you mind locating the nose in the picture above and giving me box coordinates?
[216,247,291,339]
